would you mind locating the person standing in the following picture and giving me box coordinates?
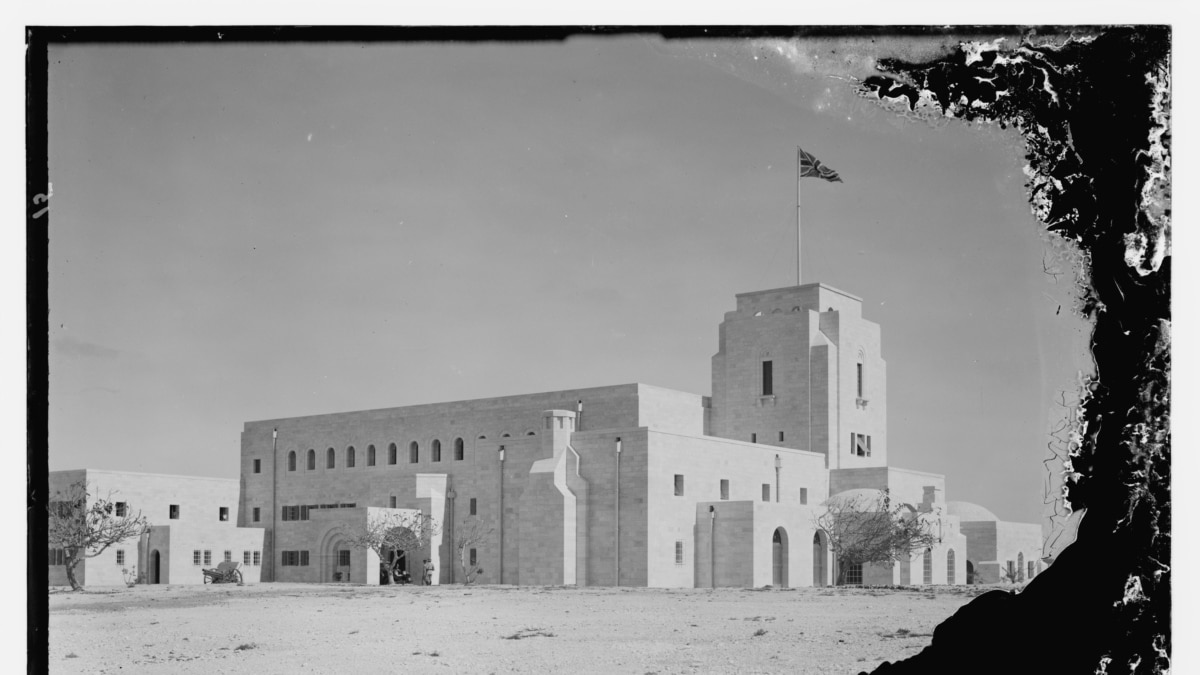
[422,558,435,586]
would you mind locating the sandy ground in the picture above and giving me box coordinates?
[47,582,996,674]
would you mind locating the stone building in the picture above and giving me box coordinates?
[237,281,1039,588]
[48,469,265,586]
[945,501,1044,583]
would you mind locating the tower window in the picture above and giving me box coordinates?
[857,362,864,398]
[432,439,442,462]
[454,437,464,461]
[327,447,336,469]
[368,444,376,466]
[853,433,872,457]
[347,446,356,468]
[762,360,773,396]
[253,507,260,522]
[253,459,261,474]
[288,451,296,471]
[307,449,316,470]
[674,474,685,496]
[388,443,397,465]
[409,441,419,464]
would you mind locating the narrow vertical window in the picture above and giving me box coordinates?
[432,439,442,462]
[470,498,477,515]
[469,548,477,567]
[288,451,296,471]
[115,502,127,517]
[674,474,685,496]
[751,433,757,443]
[778,431,784,443]
[327,447,336,469]
[388,443,397,465]
[224,550,232,562]
[367,444,376,466]
[218,507,229,521]
[307,449,316,470]
[762,360,773,396]
[1017,552,1025,581]
[193,550,201,566]
[762,484,770,502]
[857,362,864,398]
[675,541,684,565]
[799,487,808,505]
[204,550,212,566]
[253,459,261,474]
[253,507,260,522]
[347,446,356,468]
[720,479,729,500]
[253,551,261,566]
[947,549,956,585]
[169,505,180,520]
[244,551,251,565]
[116,550,125,565]
[409,441,419,464]
[923,548,933,584]
[389,496,397,508]
[454,437,465,461]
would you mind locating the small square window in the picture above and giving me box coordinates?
[115,502,127,517]
[253,458,262,474]
[169,505,180,520]
[193,550,202,566]
[116,550,125,566]
[799,488,808,505]
[762,484,770,502]
[203,550,212,566]
[719,479,729,500]
[253,507,260,522]
[470,498,477,516]
[219,507,229,521]
[675,540,684,565]
[674,474,685,497]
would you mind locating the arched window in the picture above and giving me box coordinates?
[923,547,933,585]
[856,349,866,399]
[501,433,511,438]
[327,447,336,469]
[1017,552,1025,581]
[477,435,486,440]
[947,549,956,585]
[367,444,376,466]
[307,449,316,470]
[346,446,356,468]
[454,438,464,461]
[288,451,297,471]
[526,430,536,436]
[409,441,419,464]
[432,439,442,462]
[388,443,397,465]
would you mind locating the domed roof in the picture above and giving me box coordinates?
[946,501,999,522]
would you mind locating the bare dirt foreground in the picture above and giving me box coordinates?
[48,583,994,674]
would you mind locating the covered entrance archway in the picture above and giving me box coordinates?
[812,531,828,587]
[771,528,788,588]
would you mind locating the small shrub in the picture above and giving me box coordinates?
[753,628,768,637]
[234,643,257,651]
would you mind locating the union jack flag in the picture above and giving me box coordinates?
[798,148,843,183]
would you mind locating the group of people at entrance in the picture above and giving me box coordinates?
[380,558,435,586]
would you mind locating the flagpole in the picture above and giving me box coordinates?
[796,146,802,286]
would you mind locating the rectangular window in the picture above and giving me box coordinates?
[281,551,293,567]
[857,363,864,398]
[762,360,773,396]
[799,487,808,505]
[866,436,872,457]
[389,496,397,508]
[253,507,260,522]
[244,551,252,565]
[1007,560,1015,580]
[338,550,351,566]
[762,484,770,502]
[193,550,202,566]
[674,474,685,497]
[845,562,863,585]
[219,507,229,521]
[115,502,127,517]
[49,548,65,566]
[853,434,871,457]
[674,540,684,565]
[300,505,311,521]
[469,498,477,516]
[1028,561,1036,579]
[116,550,125,565]
[203,550,212,566]
[469,548,477,567]
[719,479,729,500]
[300,551,310,567]
[253,458,262,474]
[751,433,757,443]
[778,431,784,443]
[169,505,180,520]
[224,550,232,562]
[253,551,261,566]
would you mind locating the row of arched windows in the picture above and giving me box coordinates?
[285,437,468,472]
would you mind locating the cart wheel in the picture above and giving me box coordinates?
[234,569,244,585]
[203,574,212,584]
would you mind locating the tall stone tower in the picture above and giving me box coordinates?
[709,283,887,469]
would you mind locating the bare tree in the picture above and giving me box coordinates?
[341,510,440,579]
[814,488,939,585]
[47,481,149,591]
[454,516,493,585]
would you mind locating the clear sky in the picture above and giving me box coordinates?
[46,35,1092,524]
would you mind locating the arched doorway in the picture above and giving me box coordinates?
[150,550,161,584]
[812,531,828,587]
[966,560,976,584]
[772,528,789,588]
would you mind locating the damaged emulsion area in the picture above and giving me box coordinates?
[855,27,1170,675]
